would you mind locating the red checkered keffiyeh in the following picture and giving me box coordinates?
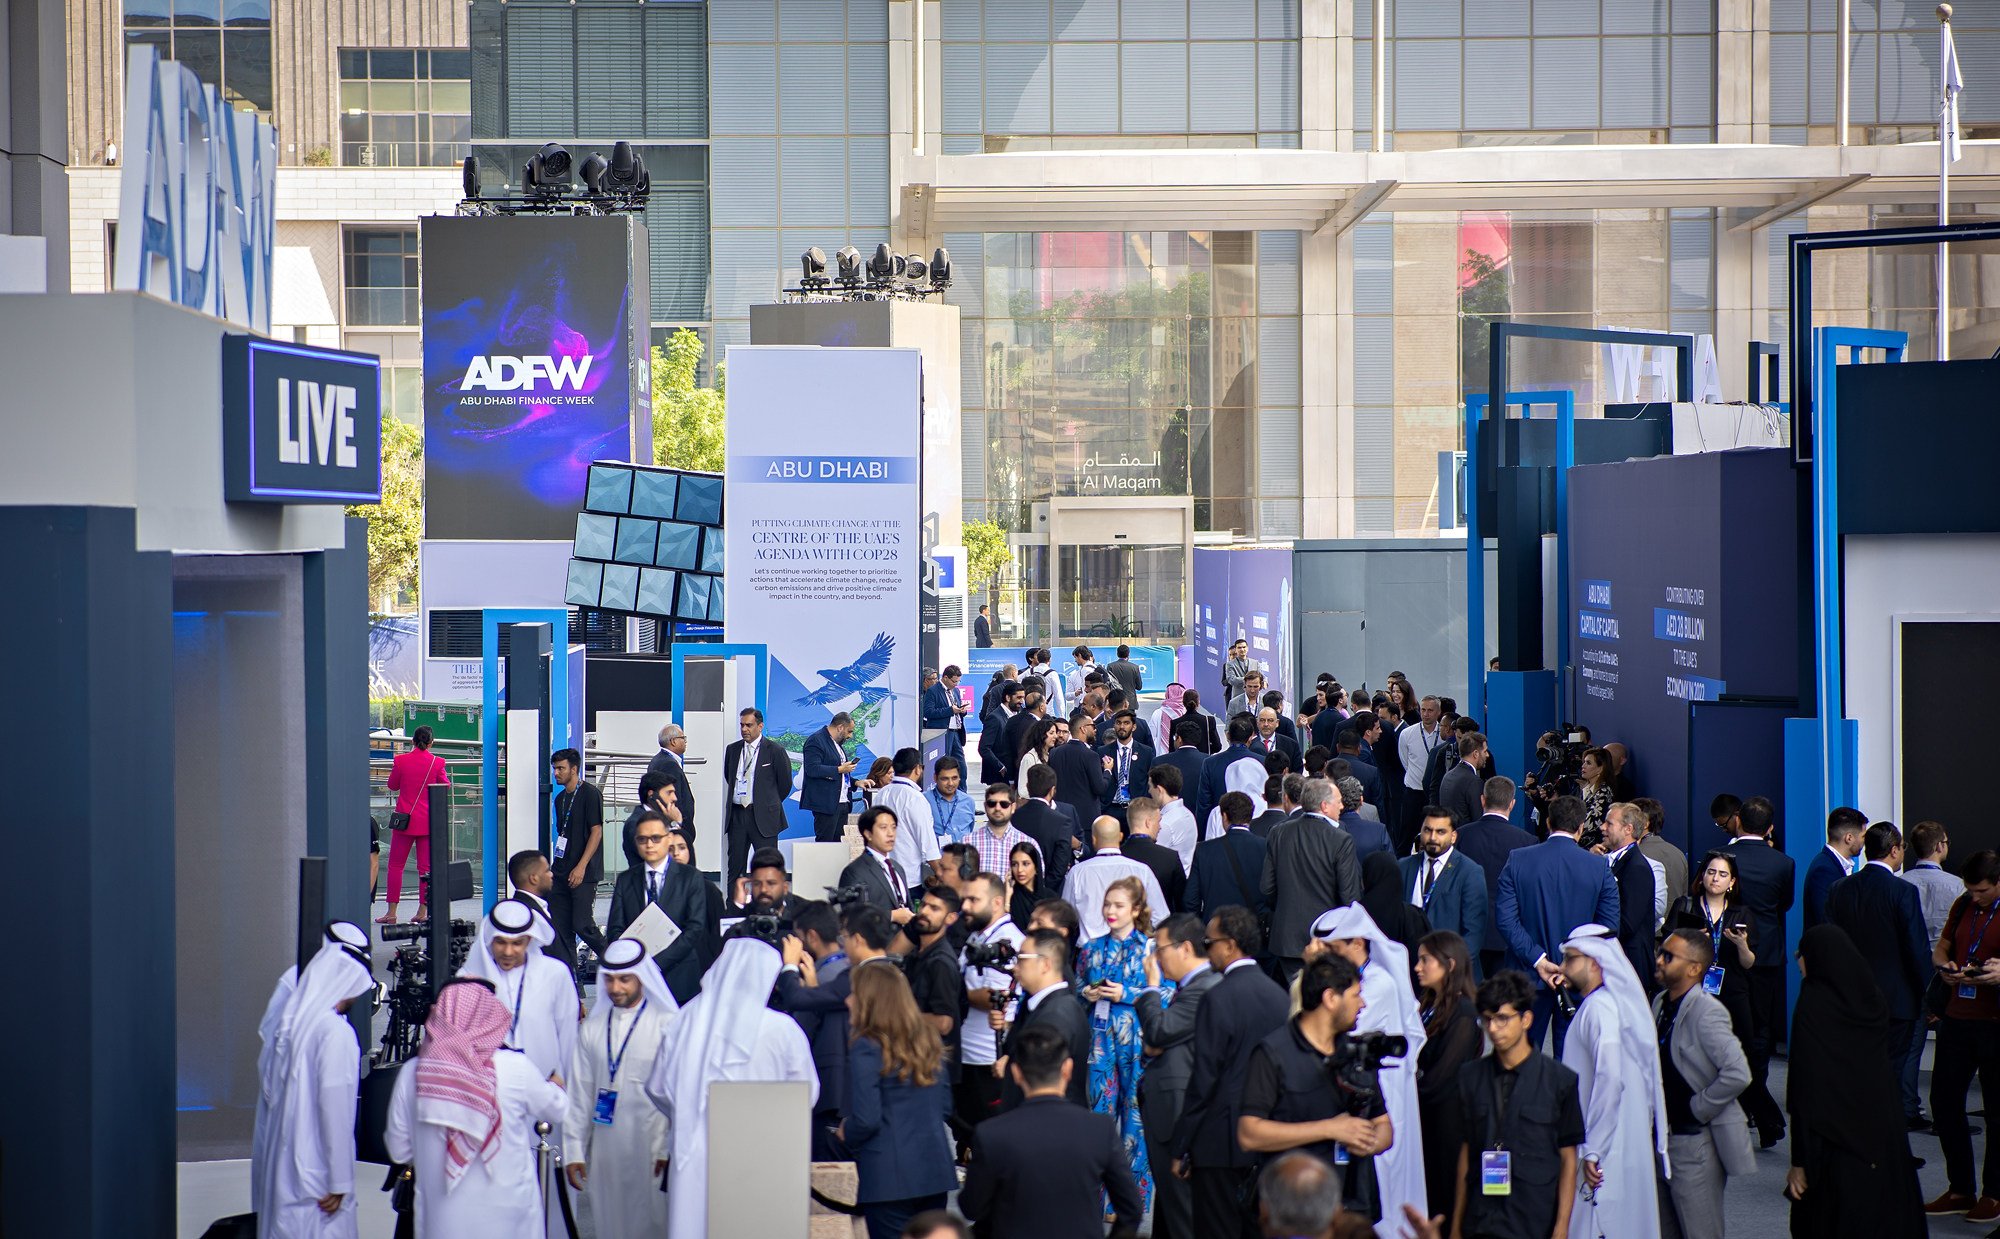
[413,981,513,1190]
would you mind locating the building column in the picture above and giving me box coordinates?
[0,506,175,1237]
[1302,0,1354,537]
[3,0,72,291]
[1716,0,1772,398]
[304,515,374,926]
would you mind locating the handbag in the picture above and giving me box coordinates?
[388,754,442,831]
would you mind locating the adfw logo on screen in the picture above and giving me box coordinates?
[460,354,593,391]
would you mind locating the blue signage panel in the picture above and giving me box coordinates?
[222,335,383,504]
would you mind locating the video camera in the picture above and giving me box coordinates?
[1524,725,1591,802]
[373,918,476,1065]
[825,884,868,909]
[962,939,1018,971]
[1326,1031,1408,1116]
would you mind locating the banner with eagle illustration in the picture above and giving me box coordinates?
[724,346,925,836]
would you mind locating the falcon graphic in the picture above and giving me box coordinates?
[795,632,896,707]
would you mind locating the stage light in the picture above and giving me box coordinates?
[836,246,863,287]
[578,153,609,194]
[867,243,897,285]
[930,247,953,289]
[603,141,650,198]
[904,254,928,281]
[524,142,573,197]
[462,155,480,201]
[800,247,828,288]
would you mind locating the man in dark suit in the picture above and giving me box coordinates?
[1106,644,1145,697]
[1455,776,1539,978]
[1399,805,1490,972]
[962,1022,1143,1239]
[1248,707,1301,774]
[1804,806,1867,930]
[920,666,970,763]
[644,722,696,847]
[1436,731,1488,828]
[1261,778,1365,979]
[978,680,1023,785]
[1333,775,1392,861]
[1097,709,1155,827]
[973,603,993,648]
[1199,715,1259,826]
[1000,681,1051,783]
[1136,913,1223,1239]
[1185,792,1268,921]
[1494,793,1620,1054]
[507,849,576,973]
[837,806,917,922]
[1007,764,1080,889]
[1826,821,1934,1124]
[998,926,1093,1108]
[1050,710,1114,831]
[771,900,865,1156]
[1331,729,1383,805]
[1603,801,1659,992]
[1249,776,1290,839]
[1161,722,1210,822]
[723,707,794,888]
[604,808,709,1003]
[1122,797,1188,912]
[799,712,857,844]
[1724,794,1794,1144]
[1170,906,1290,1239]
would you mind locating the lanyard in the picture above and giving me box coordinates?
[1420,856,1443,907]
[1965,902,2000,968]
[605,1000,648,1084]
[1700,899,1729,959]
[509,967,528,1035]
[558,784,579,836]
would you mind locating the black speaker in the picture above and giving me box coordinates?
[354,1060,403,1166]
[197,1215,256,1239]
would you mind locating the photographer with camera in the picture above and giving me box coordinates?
[726,847,806,922]
[1237,954,1390,1223]
[778,903,900,1154]
[1304,904,1430,1233]
[959,872,1025,1145]
[898,886,967,1076]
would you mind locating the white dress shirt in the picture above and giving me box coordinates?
[1156,799,1199,874]
[874,776,940,888]
[1410,847,1454,906]
[1397,722,1441,791]
[1061,849,1171,939]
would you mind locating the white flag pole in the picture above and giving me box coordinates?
[1939,4,1958,360]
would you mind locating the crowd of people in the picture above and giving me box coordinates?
[270,669,1985,1239]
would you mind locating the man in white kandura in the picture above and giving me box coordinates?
[252,921,371,1219]
[645,936,819,1239]
[1310,905,1430,1239]
[1560,924,1671,1239]
[460,898,580,1084]
[564,937,680,1236]
[256,926,375,1239]
[385,978,569,1239]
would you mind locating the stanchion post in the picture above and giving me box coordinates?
[427,782,453,999]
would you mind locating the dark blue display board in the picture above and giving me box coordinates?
[1566,448,1799,849]
[421,214,650,540]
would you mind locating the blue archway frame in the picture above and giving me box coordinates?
[481,607,571,911]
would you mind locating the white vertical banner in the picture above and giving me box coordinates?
[724,347,924,833]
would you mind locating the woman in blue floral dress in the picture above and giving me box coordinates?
[1078,875,1159,1216]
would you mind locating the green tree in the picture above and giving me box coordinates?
[347,416,424,611]
[1459,248,1513,411]
[652,328,725,472]
[963,518,1014,597]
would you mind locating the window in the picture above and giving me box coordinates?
[339,48,473,168]
[123,0,273,119]
[343,228,419,328]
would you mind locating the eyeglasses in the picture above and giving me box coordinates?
[1479,1010,1524,1026]
[1656,948,1698,965]
[635,834,668,844]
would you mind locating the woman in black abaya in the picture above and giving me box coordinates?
[1785,923,1927,1238]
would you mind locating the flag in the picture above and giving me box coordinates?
[1943,23,1964,165]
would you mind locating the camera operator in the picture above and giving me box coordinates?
[898,885,967,1086]
[1237,955,1390,1223]
[726,847,805,921]
[1306,906,1431,1230]
[958,872,1025,1147]
[774,900,856,1157]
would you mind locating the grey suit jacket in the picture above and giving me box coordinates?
[1134,965,1222,1101]
[1652,987,1755,1176]
[1261,813,1365,960]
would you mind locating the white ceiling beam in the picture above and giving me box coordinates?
[1313,179,1399,237]
[1727,173,1873,232]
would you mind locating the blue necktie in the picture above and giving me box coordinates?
[647,869,659,902]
